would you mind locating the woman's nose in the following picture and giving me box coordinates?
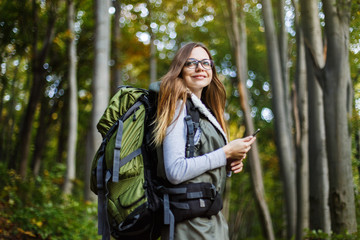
[195,63,205,71]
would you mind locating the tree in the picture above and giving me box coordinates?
[31,95,51,176]
[63,0,78,195]
[225,0,274,239]
[292,1,309,239]
[111,0,122,95]
[84,0,111,200]
[299,0,331,234]
[321,0,356,233]
[16,0,58,179]
[260,0,296,237]
[148,1,157,84]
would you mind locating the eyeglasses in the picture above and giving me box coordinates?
[184,58,214,70]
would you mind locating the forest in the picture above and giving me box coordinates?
[0,0,359,239]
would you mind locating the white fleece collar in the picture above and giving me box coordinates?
[189,93,228,143]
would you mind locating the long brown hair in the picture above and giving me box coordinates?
[153,42,227,146]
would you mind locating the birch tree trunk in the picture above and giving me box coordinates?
[85,0,111,200]
[292,2,309,239]
[321,0,356,233]
[260,0,296,238]
[299,0,331,233]
[226,0,274,239]
[63,0,78,195]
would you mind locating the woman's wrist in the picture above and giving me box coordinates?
[222,144,232,159]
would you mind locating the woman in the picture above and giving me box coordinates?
[153,42,256,239]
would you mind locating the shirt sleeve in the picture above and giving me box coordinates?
[163,101,227,185]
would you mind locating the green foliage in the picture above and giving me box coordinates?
[0,163,98,240]
[302,190,360,240]
[304,229,360,240]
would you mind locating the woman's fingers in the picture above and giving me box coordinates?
[231,161,244,173]
[224,136,256,160]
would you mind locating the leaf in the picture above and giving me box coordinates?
[17,227,36,237]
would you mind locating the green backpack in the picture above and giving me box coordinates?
[90,86,161,240]
[91,84,224,240]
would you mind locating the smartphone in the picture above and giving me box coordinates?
[252,128,260,136]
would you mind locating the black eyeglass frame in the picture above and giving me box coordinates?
[184,58,214,70]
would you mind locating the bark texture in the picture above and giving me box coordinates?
[63,0,78,195]
[85,0,111,200]
[226,0,275,239]
[17,0,57,179]
[292,3,309,238]
[322,0,356,233]
[300,0,331,233]
[261,0,296,237]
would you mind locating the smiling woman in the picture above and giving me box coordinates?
[153,42,256,240]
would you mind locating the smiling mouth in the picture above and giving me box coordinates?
[192,75,206,79]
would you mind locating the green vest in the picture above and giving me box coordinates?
[158,114,229,240]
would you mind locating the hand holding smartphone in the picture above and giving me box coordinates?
[252,128,260,137]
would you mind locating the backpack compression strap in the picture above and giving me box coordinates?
[96,145,111,240]
[96,119,123,240]
[161,186,187,240]
[112,100,143,182]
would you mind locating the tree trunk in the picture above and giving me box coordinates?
[85,0,111,201]
[0,75,6,129]
[356,129,360,186]
[149,33,157,83]
[222,177,232,221]
[260,0,296,238]
[63,0,78,195]
[17,0,57,179]
[111,0,122,95]
[56,94,68,164]
[148,0,157,83]
[226,0,275,239]
[321,0,356,233]
[278,0,292,130]
[1,62,19,165]
[299,0,331,234]
[292,2,309,239]
[32,95,49,176]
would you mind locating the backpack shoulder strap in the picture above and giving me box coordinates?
[185,98,200,158]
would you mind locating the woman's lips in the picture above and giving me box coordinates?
[192,75,206,79]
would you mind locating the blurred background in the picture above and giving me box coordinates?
[0,0,359,239]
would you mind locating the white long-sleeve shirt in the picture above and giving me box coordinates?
[163,100,227,185]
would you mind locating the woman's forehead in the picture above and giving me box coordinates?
[188,47,210,60]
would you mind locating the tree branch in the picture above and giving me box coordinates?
[304,38,325,90]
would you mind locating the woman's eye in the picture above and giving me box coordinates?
[186,61,196,66]
[202,61,211,66]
